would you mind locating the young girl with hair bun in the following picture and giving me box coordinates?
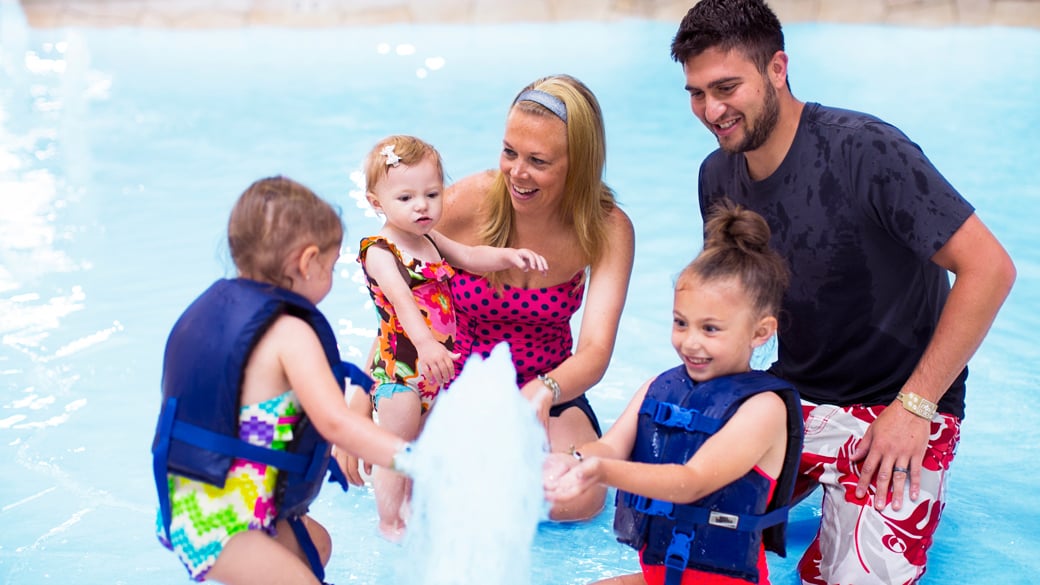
[545,200,803,585]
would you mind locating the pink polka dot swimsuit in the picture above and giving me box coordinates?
[451,268,585,387]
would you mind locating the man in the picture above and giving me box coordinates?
[670,1,1015,583]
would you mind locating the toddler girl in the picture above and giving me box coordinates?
[358,135,547,540]
[153,176,414,584]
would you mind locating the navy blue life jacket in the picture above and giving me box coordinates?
[614,367,803,585]
[151,278,372,582]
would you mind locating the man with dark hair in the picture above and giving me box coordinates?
[671,0,1015,583]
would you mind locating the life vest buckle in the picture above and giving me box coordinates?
[628,493,675,519]
[664,527,694,570]
[652,401,702,432]
[708,511,740,529]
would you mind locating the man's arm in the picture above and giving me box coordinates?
[854,213,1015,509]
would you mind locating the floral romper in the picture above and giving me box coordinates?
[358,235,456,413]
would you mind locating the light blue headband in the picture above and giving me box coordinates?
[514,89,568,123]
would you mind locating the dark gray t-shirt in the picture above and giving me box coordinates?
[698,103,974,418]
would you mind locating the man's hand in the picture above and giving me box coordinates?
[852,404,931,510]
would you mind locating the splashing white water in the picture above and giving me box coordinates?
[405,344,547,585]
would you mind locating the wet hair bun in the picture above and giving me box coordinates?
[703,198,772,254]
[682,197,789,316]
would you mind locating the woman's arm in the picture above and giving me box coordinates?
[521,207,635,409]
[854,213,1016,508]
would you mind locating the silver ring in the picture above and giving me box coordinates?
[893,466,909,474]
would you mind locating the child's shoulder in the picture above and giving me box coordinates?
[359,234,403,260]
[265,312,322,342]
[734,390,789,425]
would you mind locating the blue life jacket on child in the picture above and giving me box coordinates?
[151,278,372,582]
[613,366,803,585]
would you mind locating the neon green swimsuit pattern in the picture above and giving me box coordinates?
[156,391,301,581]
[358,235,456,413]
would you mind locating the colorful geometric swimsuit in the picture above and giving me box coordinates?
[451,268,601,434]
[156,391,301,581]
[358,235,456,413]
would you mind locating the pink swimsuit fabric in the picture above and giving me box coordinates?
[450,268,585,386]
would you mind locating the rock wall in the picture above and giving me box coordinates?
[18,0,1040,28]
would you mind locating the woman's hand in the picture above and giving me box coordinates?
[520,378,553,429]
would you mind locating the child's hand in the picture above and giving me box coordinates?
[333,445,371,486]
[510,248,549,275]
[544,454,601,502]
[338,385,375,485]
[543,452,579,492]
[416,340,460,389]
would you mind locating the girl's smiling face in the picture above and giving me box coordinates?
[671,274,776,382]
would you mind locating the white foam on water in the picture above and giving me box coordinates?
[404,343,547,585]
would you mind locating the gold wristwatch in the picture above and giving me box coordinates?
[896,391,938,420]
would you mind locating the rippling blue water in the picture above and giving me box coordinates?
[1,2,1038,583]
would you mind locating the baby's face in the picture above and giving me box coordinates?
[368,157,445,238]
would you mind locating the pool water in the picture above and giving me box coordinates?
[1,2,1038,583]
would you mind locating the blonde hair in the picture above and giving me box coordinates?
[228,176,342,290]
[363,135,444,194]
[679,199,789,317]
[481,74,617,285]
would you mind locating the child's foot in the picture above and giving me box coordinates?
[378,519,406,543]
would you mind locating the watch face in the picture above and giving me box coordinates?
[901,392,936,419]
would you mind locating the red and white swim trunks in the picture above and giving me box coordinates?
[795,401,960,585]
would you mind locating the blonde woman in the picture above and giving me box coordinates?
[439,74,635,521]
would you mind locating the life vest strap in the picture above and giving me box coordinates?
[153,398,178,543]
[622,492,676,519]
[658,505,789,585]
[664,526,694,585]
[287,515,328,583]
[620,491,791,532]
[334,360,375,393]
[169,417,311,474]
[326,457,350,491]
